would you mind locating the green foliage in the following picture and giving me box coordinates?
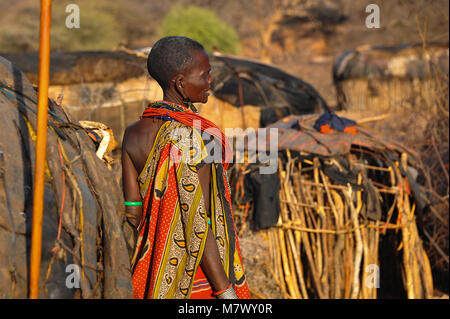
[50,1,128,51]
[159,5,240,54]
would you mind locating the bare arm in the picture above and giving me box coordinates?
[197,164,230,293]
[121,135,143,228]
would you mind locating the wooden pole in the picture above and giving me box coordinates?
[29,0,52,299]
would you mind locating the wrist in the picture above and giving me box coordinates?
[213,283,238,299]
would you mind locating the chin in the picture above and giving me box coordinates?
[199,96,208,104]
[202,92,210,104]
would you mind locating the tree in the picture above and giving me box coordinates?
[159,5,240,54]
[50,1,127,51]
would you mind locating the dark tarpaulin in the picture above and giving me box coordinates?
[264,114,418,158]
[210,54,330,127]
[242,167,281,230]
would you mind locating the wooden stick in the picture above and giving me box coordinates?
[343,211,354,299]
[279,158,302,298]
[272,228,289,297]
[313,158,326,295]
[295,180,324,298]
[332,191,345,298]
[344,184,364,299]
[264,260,291,299]
[430,135,449,184]
[287,228,308,298]
[276,220,406,234]
[360,225,370,299]
[285,230,302,298]
[394,161,415,298]
[278,227,297,298]
[30,0,52,300]
[300,179,400,194]
[352,162,392,172]
[355,113,392,124]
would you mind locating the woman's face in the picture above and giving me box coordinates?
[181,49,213,104]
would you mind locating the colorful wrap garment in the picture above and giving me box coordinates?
[131,101,250,299]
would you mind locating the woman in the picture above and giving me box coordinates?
[121,36,250,299]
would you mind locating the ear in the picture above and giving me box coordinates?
[174,74,185,90]
[172,74,187,100]
[169,73,183,88]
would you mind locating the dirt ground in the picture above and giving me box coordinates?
[238,229,285,299]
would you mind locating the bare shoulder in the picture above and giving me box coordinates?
[124,119,161,147]
[122,118,165,173]
[122,120,142,148]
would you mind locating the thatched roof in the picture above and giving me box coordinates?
[0,51,148,85]
[333,42,449,83]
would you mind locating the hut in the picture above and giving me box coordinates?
[0,55,133,298]
[332,42,449,294]
[333,42,449,114]
[230,113,435,298]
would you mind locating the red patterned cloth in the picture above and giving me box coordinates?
[131,101,250,299]
[190,267,214,299]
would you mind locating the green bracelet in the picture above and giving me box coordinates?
[125,201,143,206]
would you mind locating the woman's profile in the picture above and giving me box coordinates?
[121,36,250,299]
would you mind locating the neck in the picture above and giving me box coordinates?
[163,89,186,107]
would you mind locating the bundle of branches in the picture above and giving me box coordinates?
[231,114,435,299]
[413,68,449,292]
[0,56,133,298]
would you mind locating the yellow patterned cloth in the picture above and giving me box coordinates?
[131,121,249,299]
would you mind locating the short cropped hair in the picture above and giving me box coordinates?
[147,36,205,89]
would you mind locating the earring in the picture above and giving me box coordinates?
[176,81,198,114]
[183,96,199,114]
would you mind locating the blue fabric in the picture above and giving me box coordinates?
[313,111,356,132]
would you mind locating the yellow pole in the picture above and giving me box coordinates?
[29,0,52,299]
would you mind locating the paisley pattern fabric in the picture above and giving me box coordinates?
[131,102,250,299]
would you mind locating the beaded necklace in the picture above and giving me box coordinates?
[144,100,190,122]
[141,100,233,169]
